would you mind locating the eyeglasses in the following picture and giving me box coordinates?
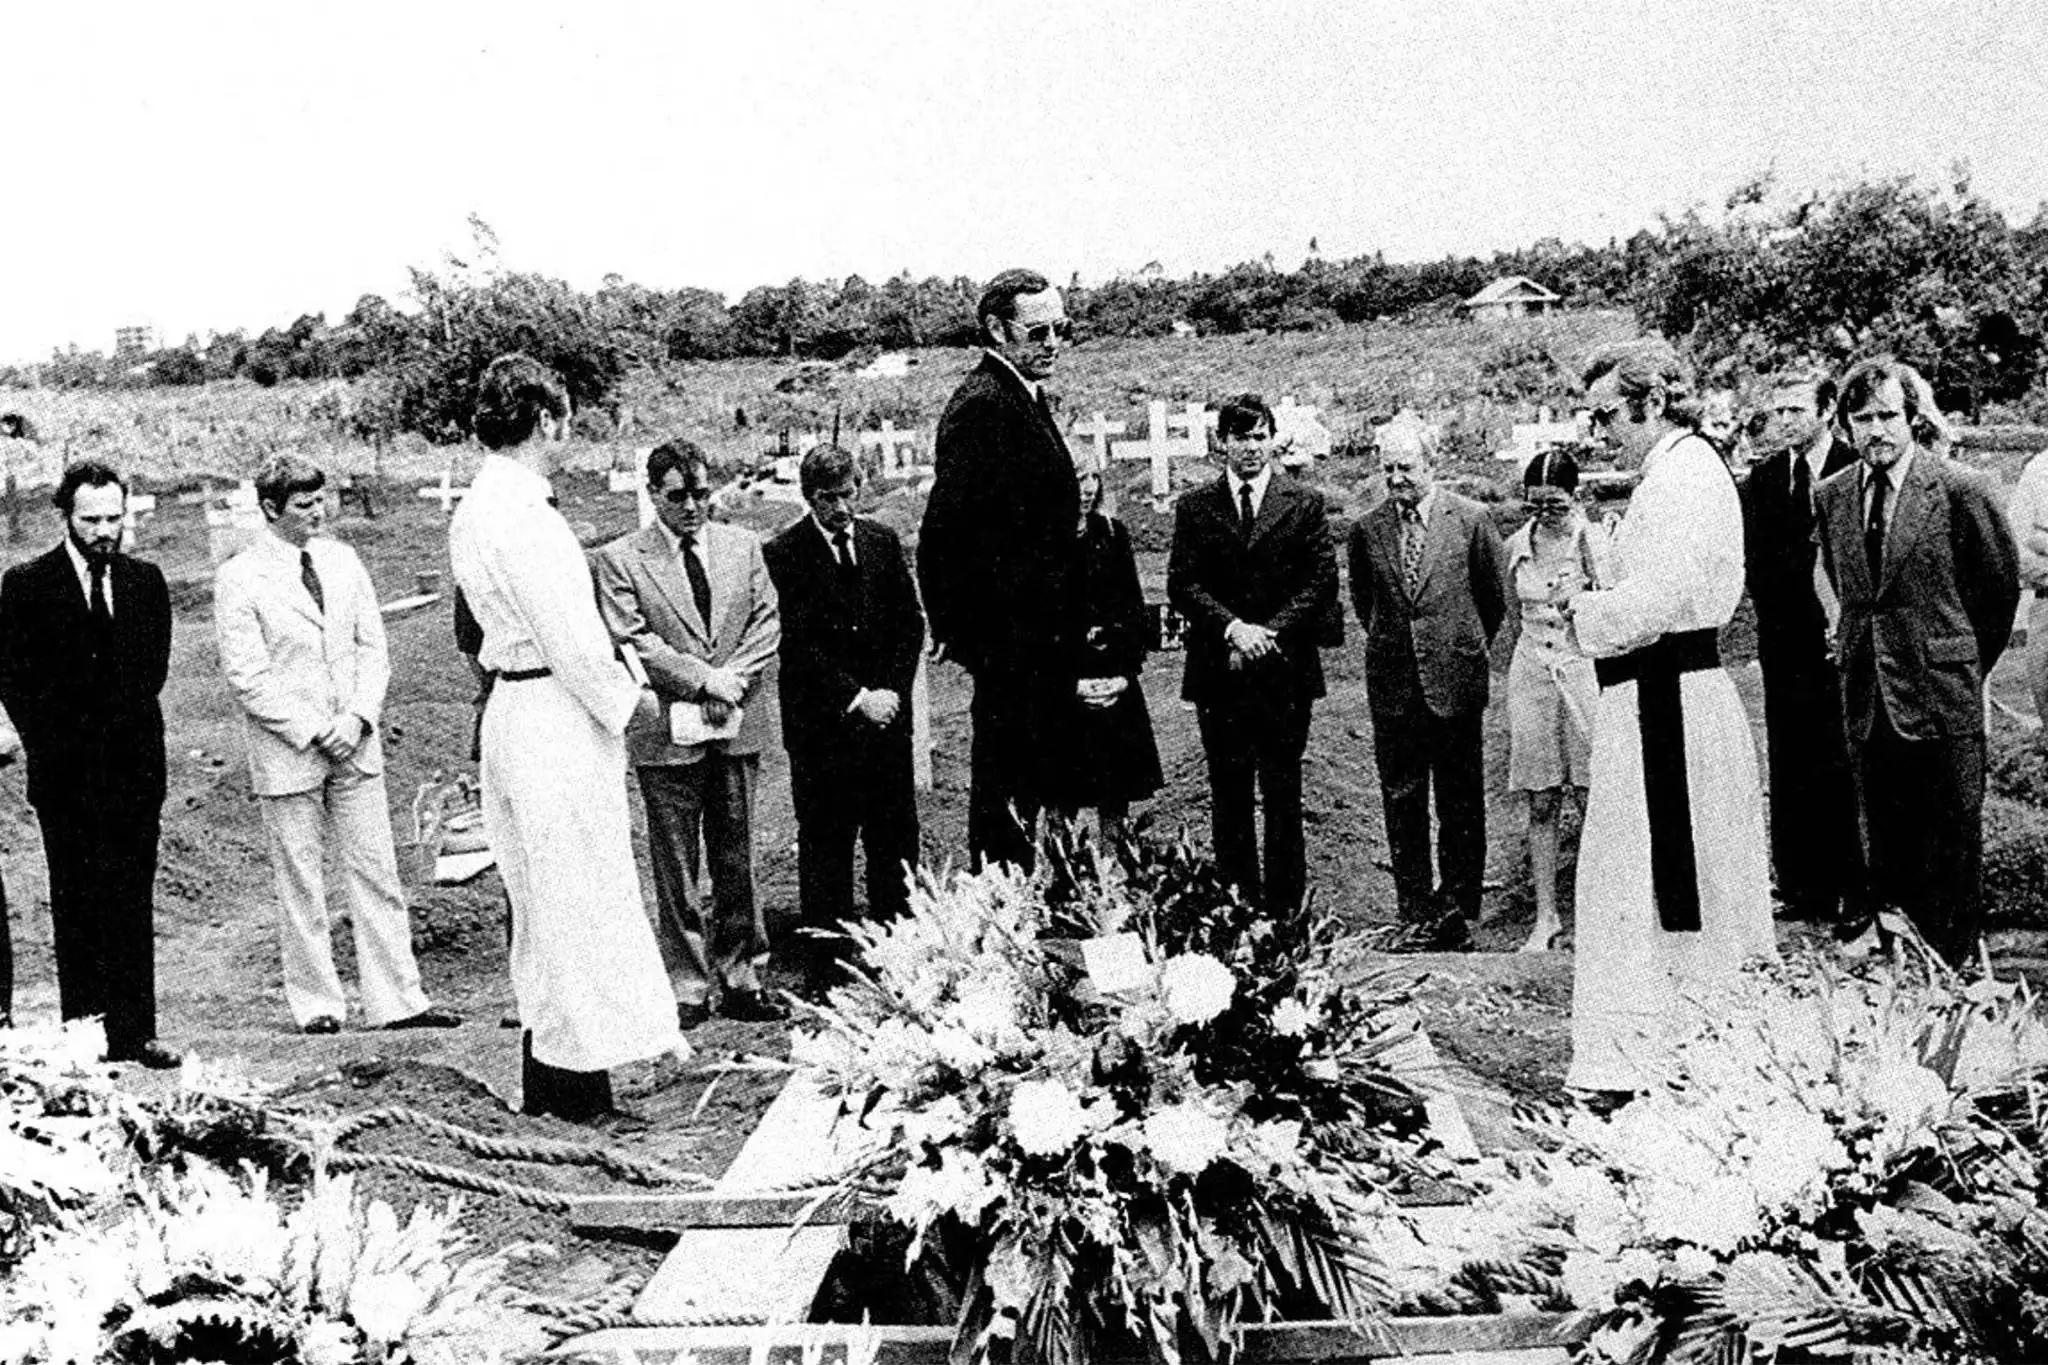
[661,486,715,505]
[1003,317,1074,345]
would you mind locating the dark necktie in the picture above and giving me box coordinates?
[88,560,111,629]
[1865,466,1890,583]
[1239,482,1256,540]
[300,549,325,614]
[682,532,713,624]
[1791,454,1813,533]
[831,528,857,589]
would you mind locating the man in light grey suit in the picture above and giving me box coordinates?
[1815,359,2018,967]
[594,440,781,1026]
[214,456,458,1034]
[1347,421,1508,948]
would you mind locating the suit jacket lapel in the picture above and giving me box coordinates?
[1417,494,1455,597]
[1877,454,1936,597]
[638,527,709,643]
[1827,475,1872,601]
[1246,475,1290,547]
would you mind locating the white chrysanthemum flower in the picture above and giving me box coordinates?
[1671,1246,1718,1281]
[1270,997,1313,1038]
[1862,1060,1949,1130]
[949,968,1023,1045]
[1009,1078,1089,1157]
[350,1268,429,1344]
[301,1319,360,1365]
[1144,1101,1230,1175]
[1242,1118,1304,1171]
[931,1026,995,1075]
[1158,954,1236,1026]
[1560,1249,1621,1309]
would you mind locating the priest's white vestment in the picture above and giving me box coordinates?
[1567,431,1777,1091]
[450,455,681,1073]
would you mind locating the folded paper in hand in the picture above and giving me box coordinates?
[671,701,742,747]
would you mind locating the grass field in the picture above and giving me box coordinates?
[0,310,1638,490]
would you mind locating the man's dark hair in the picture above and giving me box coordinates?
[54,461,125,513]
[1215,393,1275,440]
[473,353,569,451]
[254,454,326,516]
[976,268,1053,338]
[645,438,712,489]
[1834,357,1951,448]
[800,444,859,496]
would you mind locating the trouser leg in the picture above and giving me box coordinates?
[328,769,431,1026]
[259,786,348,1026]
[792,759,858,946]
[967,684,1037,873]
[1257,697,1311,916]
[638,765,713,1006]
[701,753,766,995]
[1372,705,1435,921]
[38,803,105,1026]
[1432,711,1487,920]
[860,739,920,922]
[1197,704,1260,905]
[97,805,161,1053]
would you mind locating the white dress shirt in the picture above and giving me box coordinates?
[1229,463,1275,519]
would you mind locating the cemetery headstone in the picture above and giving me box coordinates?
[859,419,924,480]
[416,469,467,516]
[1068,411,1127,470]
[1112,401,1205,500]
[1273,396,1332,469]
[609,462,657,530]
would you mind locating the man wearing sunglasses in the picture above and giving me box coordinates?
[919,268,1081,872]
[594,441,783,1027]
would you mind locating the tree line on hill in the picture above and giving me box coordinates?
[10,176,2046,442]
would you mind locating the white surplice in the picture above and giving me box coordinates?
[1567,431,1777,1091]
[449,455,681,1073]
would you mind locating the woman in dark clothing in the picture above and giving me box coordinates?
[1046,450,1163,845]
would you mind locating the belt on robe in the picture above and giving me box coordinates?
[493,667,553,682]
[1594,628,1720,933]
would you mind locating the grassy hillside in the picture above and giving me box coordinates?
[0,310,1637,489]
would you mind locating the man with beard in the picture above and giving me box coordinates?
[1815,359,2018,969]
[918,269,1079,871]
[0,462,178,1067]
[1739,369,1865,934]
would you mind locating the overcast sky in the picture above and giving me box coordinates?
[4,0,2043,363]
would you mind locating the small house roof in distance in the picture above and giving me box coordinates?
[1461,275,1561,308]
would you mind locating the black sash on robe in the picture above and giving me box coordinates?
[1594,628,1721,932]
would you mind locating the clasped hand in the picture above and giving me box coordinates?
[1076,676,1126,709]
[854,688,900,727]
[312,714,367,762]
[1224,619,1278,665]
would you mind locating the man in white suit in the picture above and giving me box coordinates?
[594,441,781,1027]
[214,456,459,1035]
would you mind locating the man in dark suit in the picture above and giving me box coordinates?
[1741,369,1866,932]
[765,446,925,987]
[1348,422,1508,948]
[0,462,178,1066]
[1168,394,1338,917]
[1815,359,2019,968]
[918,268,1078,872]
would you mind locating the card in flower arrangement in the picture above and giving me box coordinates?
[1080,932,1149,994]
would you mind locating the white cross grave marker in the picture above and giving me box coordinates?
[610,461,658,529]
[1068,412,1127,469]
[1273,396,1332,469]
[417,469,466,514]
[1500,405,1579,464]
[1112,401,1205,499]
[859,420,923,479]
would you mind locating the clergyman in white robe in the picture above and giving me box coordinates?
[1567,430,1778,1092]
[449,454,681,1076]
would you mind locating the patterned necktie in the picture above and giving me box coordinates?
[1865,466,1890,583]
[1238,482,1256,540]
[682,532,713,624]
[1401,505,1425,596]
[300,549,325,614]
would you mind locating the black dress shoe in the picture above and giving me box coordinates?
[109,1039,182,1069]
[383,1006,463,1030]
[721,991,789,1023]
[676,1000,711,1030]
[302,1016,343,1035]
[1427,914,1473,952]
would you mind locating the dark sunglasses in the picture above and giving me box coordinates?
[1005,317,1074,345]
[661,486,716,505]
